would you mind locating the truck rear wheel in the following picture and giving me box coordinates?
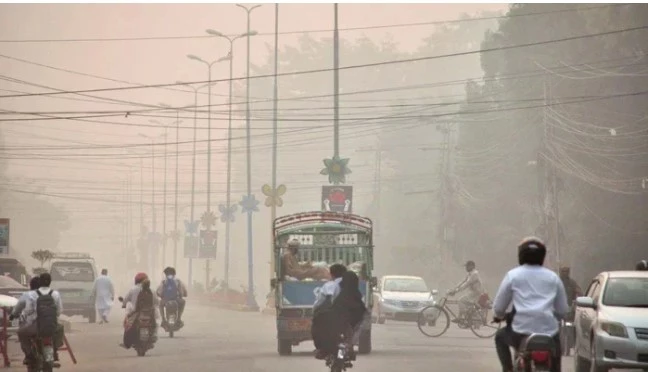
[278,339,292,356]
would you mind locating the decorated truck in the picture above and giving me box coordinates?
[271,211,376,356]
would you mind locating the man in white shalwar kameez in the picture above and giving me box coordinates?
[93,269,115,324]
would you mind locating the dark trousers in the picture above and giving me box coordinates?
[495,327,561,372]
[18,323,64,357]
[159,298,185,322]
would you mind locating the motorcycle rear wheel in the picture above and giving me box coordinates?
[136,347,147,357]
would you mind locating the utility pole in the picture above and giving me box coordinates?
[270,2,279,282]
[541,78,561,269]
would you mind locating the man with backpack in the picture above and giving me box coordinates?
[15,273,63,364]
[155,267,188,328]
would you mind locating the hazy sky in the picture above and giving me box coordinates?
[0,3,509,290]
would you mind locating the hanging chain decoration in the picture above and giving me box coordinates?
[218,204,238,223]
[261,184,287,207]
[239,194,260,214]
[200,211,217,229]
[320,155,351,185]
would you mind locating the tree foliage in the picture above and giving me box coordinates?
[31,249,55,268]
[454,4,648,281]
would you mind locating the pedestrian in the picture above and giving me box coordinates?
[92,269,114,324]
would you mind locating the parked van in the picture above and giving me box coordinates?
[0,258,30,287]
[49,252,98,323]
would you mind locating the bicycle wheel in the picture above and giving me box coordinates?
[469,308,500,338]
[417,305,450,338]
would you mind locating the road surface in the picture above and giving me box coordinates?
[7,300,581,371]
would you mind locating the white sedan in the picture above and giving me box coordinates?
[372,275,437,324]
[574,270,648,372]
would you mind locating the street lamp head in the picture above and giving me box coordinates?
[187,54,203,62]
[247,31,259,37]
[159,103,172,109]
[206,29,224,37]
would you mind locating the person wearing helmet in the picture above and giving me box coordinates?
[448,260,485,324]
[636,260,648,271]
[156,267,188,328]
[492,237,569,372]
[120,272,158,349]
[281,239,331,281]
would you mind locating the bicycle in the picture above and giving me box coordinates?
[417,291,501,338]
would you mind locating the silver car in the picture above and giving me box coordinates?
[574,270,648,372]
[372,275,437,324]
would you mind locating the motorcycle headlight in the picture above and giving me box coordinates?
[600,321,628,338]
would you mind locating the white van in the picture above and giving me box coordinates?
[49,253,98,323]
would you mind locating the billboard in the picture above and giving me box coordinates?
[321,186,353,213]
[199,230,217,259]
[0,219,9,255]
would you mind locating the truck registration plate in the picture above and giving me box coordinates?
[287,319,311,331]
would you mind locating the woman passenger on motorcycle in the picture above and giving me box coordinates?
[492,237,569,372]
[120,273,159,349]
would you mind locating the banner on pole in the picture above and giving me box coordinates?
[199,230,217,259]
[183,236,199,259]
[0,219,9,255]
[321,186,353,213]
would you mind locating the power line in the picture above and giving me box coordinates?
[2,24,646,99]
[0,4,621,44]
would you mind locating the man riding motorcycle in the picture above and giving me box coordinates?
[448,260,485,323]
[558,266,582,321]
[156,267,188,328]
[312,263,348,359]
[492,237,569,372]
[121,272,158,349]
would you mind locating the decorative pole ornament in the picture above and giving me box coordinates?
[201,210,217,229]
[239,194,260,214]
[218,204,238,223]
[184,220,200,236]
[320,155,351,185]
[261,184,286,207]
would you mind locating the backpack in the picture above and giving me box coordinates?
[36,290,58,337]
[162,278,179,300]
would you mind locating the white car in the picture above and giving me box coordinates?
[372,275,437,324]
[574,270,648,372]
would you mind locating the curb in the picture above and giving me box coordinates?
[212,302,260,312]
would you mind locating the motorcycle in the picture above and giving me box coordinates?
[118,296,156,357]
[26,335,59,372]
[513,333,556,372]
[325,334,354,372]
[162,300,181,338]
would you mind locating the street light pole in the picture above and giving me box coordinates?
[205,29,256,289]
[237,2,262,310]
[187,54,227,287]
[139,132,166,274]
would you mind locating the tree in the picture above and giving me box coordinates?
[454,4,648,280]
[31,249,54,269]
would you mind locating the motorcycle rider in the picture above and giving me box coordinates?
[156,266,188,328]
[121,272,158,349]
[493,237,569,372]
[312,263,348,359]
[448,260,485,323]
[13,273,63,365]
[636,260,648,271]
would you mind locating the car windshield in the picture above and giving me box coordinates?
[51,262,95,282]
[383,278,428,292]
[602,277,648,307]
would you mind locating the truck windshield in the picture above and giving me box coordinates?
[51,262,95,282]
[383,278,428,292]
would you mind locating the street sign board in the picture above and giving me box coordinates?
[321,186,353,213]
[199,230,217,259]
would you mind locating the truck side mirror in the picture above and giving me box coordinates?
[370,276,377,288]
[270,278,277,289]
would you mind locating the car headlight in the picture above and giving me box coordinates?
[381,298,398,306]
[600,321,628,338]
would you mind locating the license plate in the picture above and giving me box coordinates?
[287,319,311,331]
[43,346,54,362]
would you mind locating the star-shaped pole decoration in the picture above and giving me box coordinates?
[261,184,287,207]
[239,194,260,214]
[218,204,238,223]
[200,211,217,229]
[184,220,200,236]
[320,155,351,184]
